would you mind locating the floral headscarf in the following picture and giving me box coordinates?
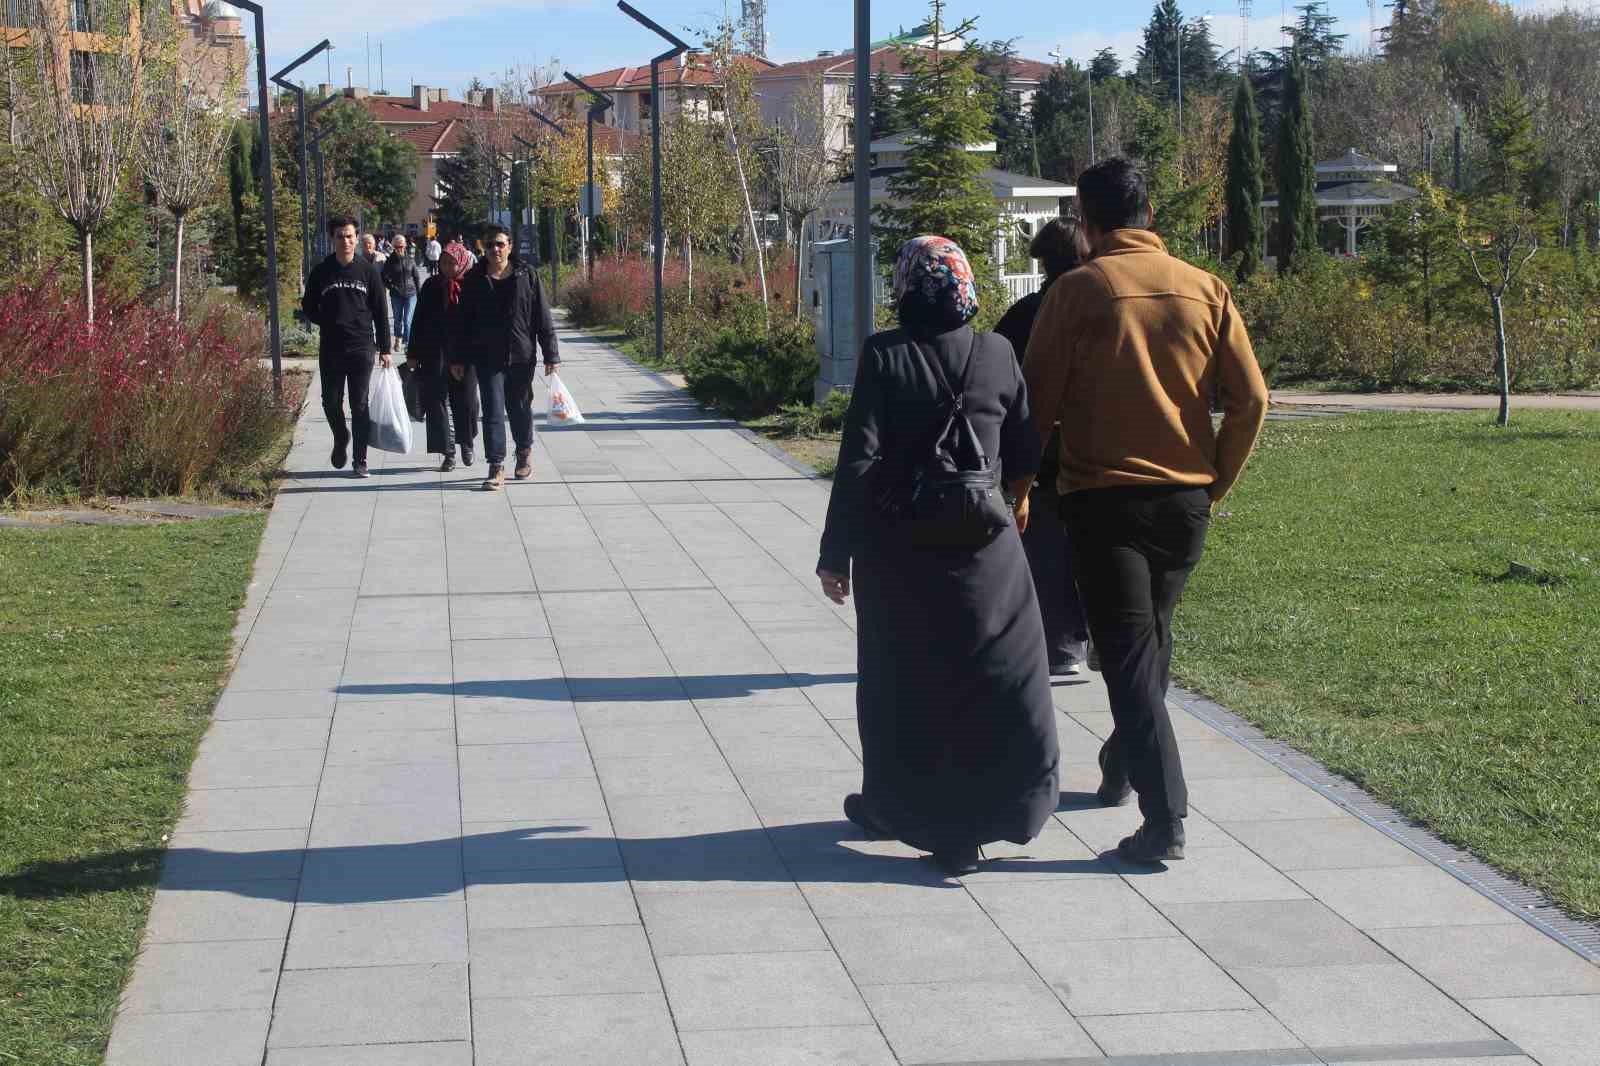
[442,241,472,305]
[892,235,980,334]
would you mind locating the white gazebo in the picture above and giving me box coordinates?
[815,135,1076,300]
[1263,149,1419,256]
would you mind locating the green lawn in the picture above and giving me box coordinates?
[0,516,266,1066]
[1176,410,1600,919]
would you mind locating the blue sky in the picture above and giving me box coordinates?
[258,0,1402,98]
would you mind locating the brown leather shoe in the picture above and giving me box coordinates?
[513,449,533,480]
[482,465,505,491]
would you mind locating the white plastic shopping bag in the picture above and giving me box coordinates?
[367,365,414,454]
[545,371,586,425]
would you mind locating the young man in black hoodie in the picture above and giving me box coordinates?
[302,216,394,478]
[452,224,559,491]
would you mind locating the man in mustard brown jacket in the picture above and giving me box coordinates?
[1014,158,1269,863]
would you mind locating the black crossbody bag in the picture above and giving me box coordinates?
[869,334,1013,548]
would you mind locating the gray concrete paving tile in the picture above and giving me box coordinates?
[459,776,608,821]
[741,770,863,823]
[969,877,1178,942]
[450,636,561,674]
[1019,935,1255,1016]
[324,703,455,741]
[1228,963,1501,1046]
[679,1025,896,1066]
[1372,924,1600,998]
[266,1044,473,1066]
[822,911,1037,986]
[340,649,454,688]
[458,740,595,780]
[188,747,326,790]
[798,877,980,918]
[584,721,722,759]
[267,963,469,1047]
[104,1008,271,1066]
[622,831,792,890]
[472,992,684,1066]
[315,761,459,807]
[308,801,461,848]
[323,728,458,766]
[1463,995,1600,1066]
[1216,817,1431,871]
[177,786,317,833]
[1180,737,1291,779]
[1067,707,1223,742]
[213,690,337,721]
[229,642,347,692]
[1053,801,1233,853]
[640,886,827,955]
[660,950,872,1030]
[716,731,860,774]
[1161,899,1391,967]
[864,979,1101,1063]
[634,481,707,504]
[1079,1008,1307,1056]
[448,592,550,639]
[609,790,763,838]
[1290,866,1521,929]
[957,821,1113,884]
[1110,844,1311,904]
[297,840,464,906]
[1187,776,1349,821]
[1322,1058,1536,1066]
[460,818,622,873]
[119,940,283,1013]
[466,869,639,930]
[595,752,744,798]
[469,923,660,998]
[285,899,467,968]
[455,706,583,744]
[576,698,702,728]
[143,881,297,943]
[160,828,307,886]
[506,482,578,507]
[201,718,331,753]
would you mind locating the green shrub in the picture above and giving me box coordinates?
[682,299,818,419]
[771,389,852,437]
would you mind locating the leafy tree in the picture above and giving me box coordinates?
[1226,75,1265,277]
[974,39,1033,175]
[1284,1,1347,81]
[1365,177,1464,327]
[1136,0,1223,102]
[235,182,302,306]
[294,101,419,228]
[1479,72,1539,200]
[1091,48,1122,81]
[1275,52,1319,271]
[870,68,899,139]
[433,125,494,243]
[879,1,999,278]
[226,120,258,282]
[1459,191,1540,426]
[1031,63,1088,182]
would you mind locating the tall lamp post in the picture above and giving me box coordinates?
[562,70,614,281]
[618,0,689,365]
[270,38,332,285]
[852,0,871,356]
[302,93,339,261]
[529,109,568,298]
[232,0,283,403]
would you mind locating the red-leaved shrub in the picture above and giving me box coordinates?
[0,277,295,501]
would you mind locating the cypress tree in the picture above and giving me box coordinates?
[1275,53,1318,271]
[226,121,258,285]
[1226,75,1264,279]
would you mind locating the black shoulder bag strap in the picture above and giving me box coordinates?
[912,332,989,470]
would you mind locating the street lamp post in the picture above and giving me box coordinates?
[563,71,615,282]
[302,93,339,260]
[618,1,689,366]
[529,109,568,298]
[271,39,332,286]
[853,0,871,356]
[232,0,283,403]
[309,118,337,260]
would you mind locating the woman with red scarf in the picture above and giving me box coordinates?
[408,241,481,471]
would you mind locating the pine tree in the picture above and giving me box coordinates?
[975,39,1033,175]
[870,68,898,140]
[433,130,493,242]
[879,1,998,276]
[1226,75,1265,278]
[1274,53,1318,271]
[1480,73,1538,201]
[226,120,257,286]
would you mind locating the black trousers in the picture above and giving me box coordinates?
[320,352,374,465]
[421,361,479,457]
[1062,484,1211,824]
[1022,472,1089,663]
[476,363,536,466]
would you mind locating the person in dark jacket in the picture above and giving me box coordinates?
[383,235,422,353]
[302,216,393,478]
[816,235,1060,876]
[452,223,560,491]
[408,240,480,472]
[993,218,1093,676]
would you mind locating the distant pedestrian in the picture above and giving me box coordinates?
[453,223,560,491]
[302,216,394,479]
[425,234,442,274]
[410,240,480,472]
[817,235,1059,877]
[361,233,387,265]
[383,235,421,353]
[994,217,1093,676]
[1019,158,1268,863]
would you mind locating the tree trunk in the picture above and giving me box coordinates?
[725,121,770,327]
[80,227,95,326]
[172,211,187,320]
[794,219,805,320]
[685,236,694,304]
[1491,290,1511,427]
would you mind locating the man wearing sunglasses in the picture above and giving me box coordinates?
[453,224,560,490]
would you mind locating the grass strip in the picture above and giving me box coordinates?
[1177,410,1599,919]
[0,515,267,1066]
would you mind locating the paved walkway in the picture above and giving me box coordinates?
[107,328,1599,1066]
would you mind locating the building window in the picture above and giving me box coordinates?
[638,90,650,122]
[70,0,92,32]
[69,50,94,102]
[1,0,21,28]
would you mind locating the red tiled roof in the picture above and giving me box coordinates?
[358,94,487,123]
[542,53,775,95]
[758,46,1051,82]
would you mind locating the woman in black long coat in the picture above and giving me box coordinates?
[408,241,480,471]
[817,235,1060,875]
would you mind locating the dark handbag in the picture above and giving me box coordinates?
[869,334,1013,548]
[398,361,425,422]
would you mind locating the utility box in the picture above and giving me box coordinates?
[810,238,877,402]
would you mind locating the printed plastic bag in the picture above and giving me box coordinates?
[545,371,585,425]
[367,365,414,454]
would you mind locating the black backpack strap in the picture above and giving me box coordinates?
[914,330,981,410]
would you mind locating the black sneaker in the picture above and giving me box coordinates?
[440,455,456,472]
[353,462,370,479]
[331,441,348,470]
[931,845,982,875]
[1096,745,1133,807]
[1117,821,1185,863]
[843,793,891,839]
[460,443,474,466]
